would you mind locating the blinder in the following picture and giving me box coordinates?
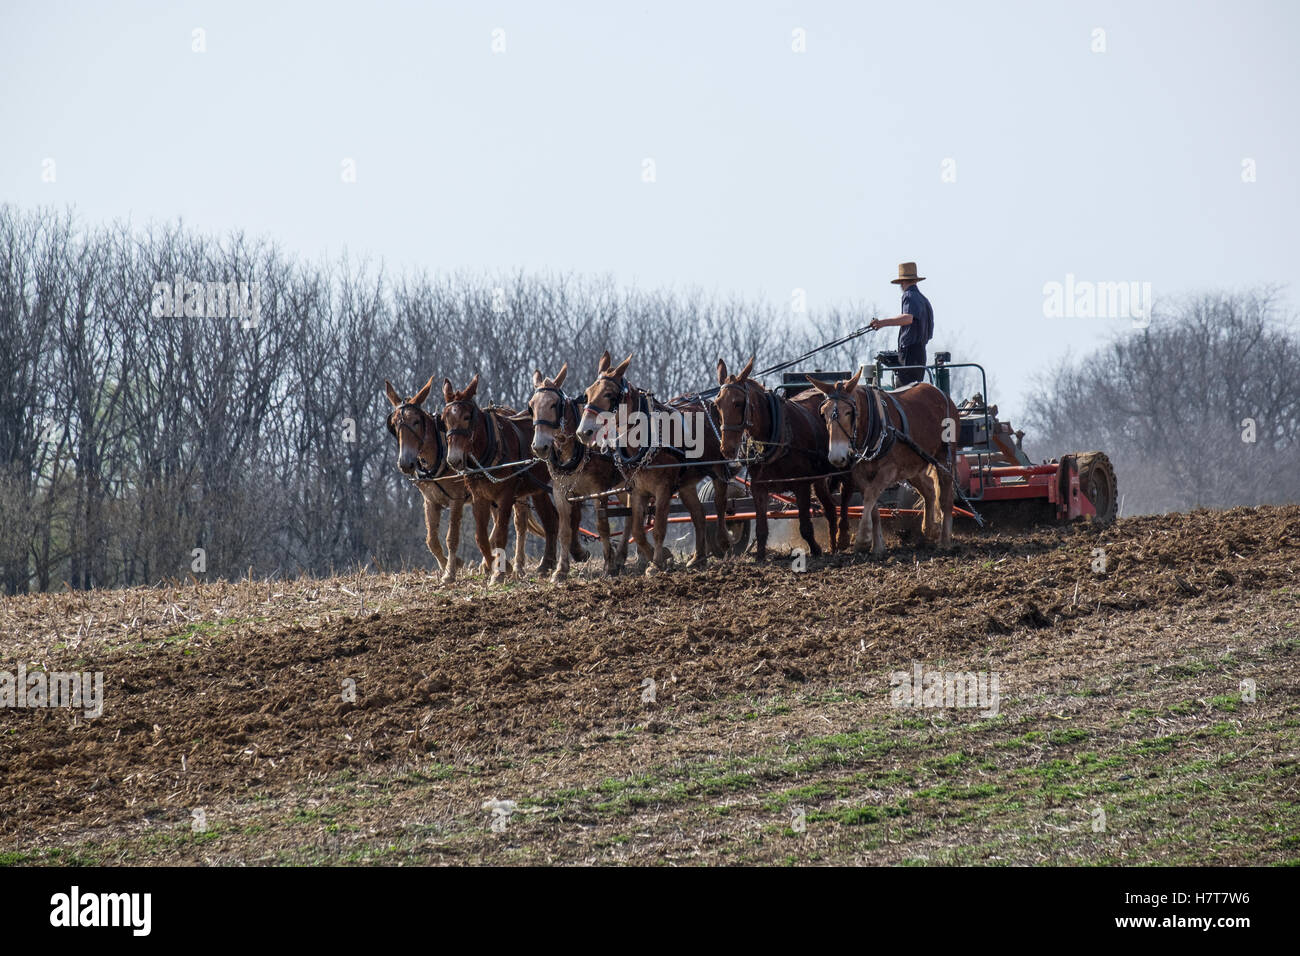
[531,385,571,431]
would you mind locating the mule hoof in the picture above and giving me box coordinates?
[550,569,569,584]
[686,554,708,570]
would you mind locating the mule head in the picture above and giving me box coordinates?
[529,363,572,456]
[712,356,757,459]
[385,376,437,475]
[577,351,632,446]
[809,366,863,468]
[440,374,481,469]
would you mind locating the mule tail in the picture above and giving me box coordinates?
[521,502,547,540]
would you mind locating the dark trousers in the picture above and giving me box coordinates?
[895,343,927,386]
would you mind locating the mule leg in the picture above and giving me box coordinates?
[837,477,853,551]
[488,493,518,583]
[512,501,530,574]
[629,490,651,574]
[596,497,616,577]
[938,463,955,550]
[753,483,770,562]
[916,469,939,544]
[423,496,447,571]
[795,482,822,557]
[552,485,574,583]
[711,473,731,557]
[533,491,560,577]
[470,497,495,580]
[622,490,646,573]
[813,478,838,552]
[852,468,889,557]
[445,496,466,578]
[610,493,630,574]
[568,498,588,563]
[679,480,709,569]
[649,483,674,571]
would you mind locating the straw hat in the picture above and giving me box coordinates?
[890,262,926,284]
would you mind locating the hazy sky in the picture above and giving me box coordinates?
[3,0,1297,420]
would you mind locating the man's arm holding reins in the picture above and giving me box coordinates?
[868,313,914,330]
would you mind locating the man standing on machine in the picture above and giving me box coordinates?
[869,262,933,386]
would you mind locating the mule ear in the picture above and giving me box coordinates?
[845,365,863,392]
[532,369,545,389]
[554,362,568,388]
[597,350,611,372]
[739,355,755,381]
[716,358,728,384]
[806,375,834,395]
[412,376,434,406]
[442,378,455,403]
[611,353,633,379]
[385,381,402,407]
[464,373,480,399]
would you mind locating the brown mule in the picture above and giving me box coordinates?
[575,352,732,573]
[713,357,840,561]
[441,375,561,584]
[385,377,536,579]
[528,363,650,582]
[808,368,959,556]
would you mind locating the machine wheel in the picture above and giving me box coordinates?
[698,476,752,554]
[1074,451,1118,525]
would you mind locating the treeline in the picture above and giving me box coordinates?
[1024,289,1300,515]
[6,205,1293,594]
[0,205,872,593]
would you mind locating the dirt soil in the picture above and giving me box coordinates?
[1,506,1297,865]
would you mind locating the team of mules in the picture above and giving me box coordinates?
[386,354,958,583]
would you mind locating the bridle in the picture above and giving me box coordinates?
[716,381,757,437]
[819,389,860,450]
[583,375,627,421]
[387,402,448,480]
[443,398,500,468]
[531,384,585,471]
